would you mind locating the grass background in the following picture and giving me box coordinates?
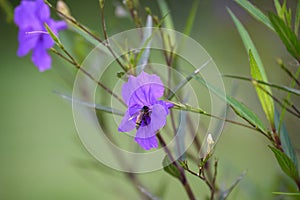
[0,0,299,199]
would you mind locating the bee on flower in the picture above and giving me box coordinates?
[118,72,173,150]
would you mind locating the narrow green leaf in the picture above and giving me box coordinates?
[44,23,62,45]
[295,0,300,36]
[269,146,299,182]
[275,109,298,169]
[223,74,300,96]
[157,0,174,30]
[188,74,268,134]
[286,8,292,29]
[278,67,300,168]
[249,50,275,126]
[162,156,181,179]
[228,9,269,84]
[157,0,176,52]
[269,12,300,61]
[136,15,153,74]
[229,9,275,126]
[273,192,300,195]
[279,0,291,27]
[168,58,212,100]
[54,91,124,116]
[273,0,282,18]
[226,96,267,133]
[0,0,13,23]
[183,0,200,36]
[234,0,274,31]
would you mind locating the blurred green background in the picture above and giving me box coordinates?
[1,0,299,199]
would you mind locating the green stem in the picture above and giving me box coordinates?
[278,66,300,135]
[170,101,260,132]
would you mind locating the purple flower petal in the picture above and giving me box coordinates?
[40,31,55,49]
[118,72,171,150]
[17,29,39,57]
[35,0,50,21]
[135,129,158,150]
[14,0,68,71]
[157,100,174,114]
[148,104,167,131]
[54,20,68,31]
[118,110,136,132]
[122,71,164,105]
[31,44,51,72]
[128,103,142,118]
[14,1,39,29]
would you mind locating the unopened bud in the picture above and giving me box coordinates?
[99,0,105,9]
[206,134,214,155]
[145,7,152,15]
[56,0,73,23]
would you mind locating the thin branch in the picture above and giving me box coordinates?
[157,132,196,200]
[50,48,126,107]
[211,159,218,200]
[44,0,102,43]
[171,103,267,134]
[223,74,300,97]
[279,61,300,87]
[255,84,300,118]
[45,0,126,71]
[99,0,108,41]
[186,114,201,151]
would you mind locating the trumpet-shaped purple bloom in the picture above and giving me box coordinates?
[14,0,67,72]
[118,72,173,150]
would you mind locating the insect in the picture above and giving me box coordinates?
[128,106,151,130]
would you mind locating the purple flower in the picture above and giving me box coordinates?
[118,72,173,150]
[14,0,67,72]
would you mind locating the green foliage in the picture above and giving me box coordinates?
[223,74,300,96]
[269,146,299,183]
[168,59,212,100]
[44,23,62,45]
[189,73,268,134]
[226,96,267,134]
[229,9,275,127]
[269,12,300,61]
[157,0,175,47]
[249,50,275,127]
[0,0,13,23]
[228,9,269,83]
[272,192,300,196]
[182,0,200,36]
[157,0,174,30]
[274,109,298,170]
[277,68,300,169]
[136,15,153,74]
[273,0,292,28]
[233,0,274,31]
[295,1,300,36]
[55,91,124,116]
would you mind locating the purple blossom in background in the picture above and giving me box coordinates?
[118,72,173,150]
[14,0,67,72]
